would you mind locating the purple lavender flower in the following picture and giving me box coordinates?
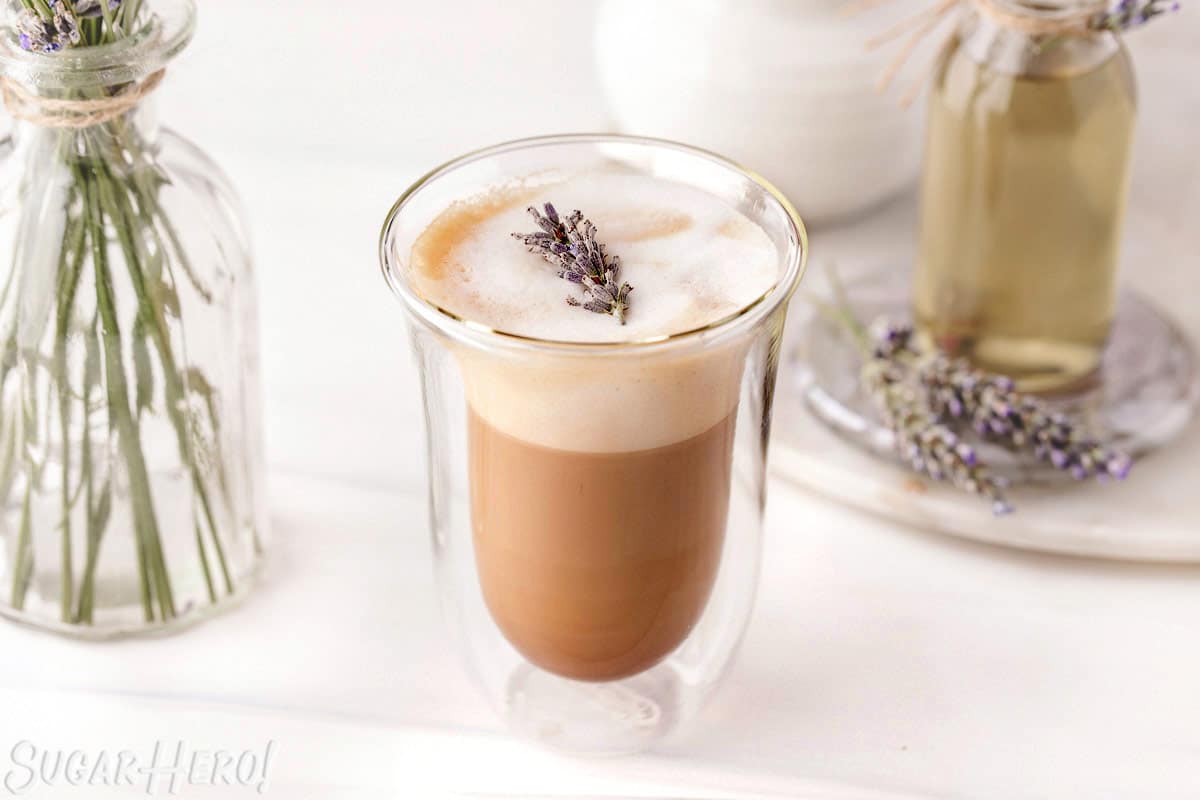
[14,0,128,53]
[856,317,1134,514]
[513,203,633,324]
[15,9,53,53]
[857,319,1137,483]
[915,353,1133,482]
[73,0,122,18]
[52,2,81,46]
[1093,0,1181,31]
[15,2,86,53]
[863,353,1013,516]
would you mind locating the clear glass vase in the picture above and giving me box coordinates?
[0,0,266,636]
[913,0,1137,392]
[381,135,807,753]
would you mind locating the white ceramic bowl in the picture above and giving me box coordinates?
[594,0,925,225]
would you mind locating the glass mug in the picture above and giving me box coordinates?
[381,135,806,753]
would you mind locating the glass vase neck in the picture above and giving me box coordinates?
[0,0,193,92]
[9,91,160,150]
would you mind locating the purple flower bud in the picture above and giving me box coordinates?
[1107,455,1132,480]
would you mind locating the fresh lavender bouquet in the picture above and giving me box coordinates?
[0,0,264,633]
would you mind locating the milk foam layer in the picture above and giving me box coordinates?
[411,172,778,343]
[409,171,781,452]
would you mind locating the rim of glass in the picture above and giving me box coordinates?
[0,0,195,90]
[380,134,808,354]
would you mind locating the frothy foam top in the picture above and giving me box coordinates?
[410,172,778,342]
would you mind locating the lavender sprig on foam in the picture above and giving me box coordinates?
[512,203,633,325]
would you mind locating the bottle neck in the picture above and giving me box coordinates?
[1006,0,1104,15]
[961,0,1119,78]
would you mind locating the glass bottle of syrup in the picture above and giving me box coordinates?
[914,0,1136,392]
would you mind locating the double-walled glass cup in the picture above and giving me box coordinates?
[381,135,806,753]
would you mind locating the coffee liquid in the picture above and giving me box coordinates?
[469,409,734,681]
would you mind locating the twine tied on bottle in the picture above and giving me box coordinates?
[0,68,164,128]
[844,0,1106,106]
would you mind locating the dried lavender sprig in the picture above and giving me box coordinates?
[73,0,123,18]
[874,320,1133,482]
[16,7,62,52]
[512,203,632,324]
[919,354,1133,481]
[51,1,80,45]
[16,0,124,52]
[809,279,1012,514]
[864,356,1013,516]
[1093,0,1180,31]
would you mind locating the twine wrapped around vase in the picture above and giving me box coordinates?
[0,69,164,128]
[844,0,1106,105]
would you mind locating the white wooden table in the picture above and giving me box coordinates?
[0,3,1197,797]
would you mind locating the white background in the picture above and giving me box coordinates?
[0,2,1198,798]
